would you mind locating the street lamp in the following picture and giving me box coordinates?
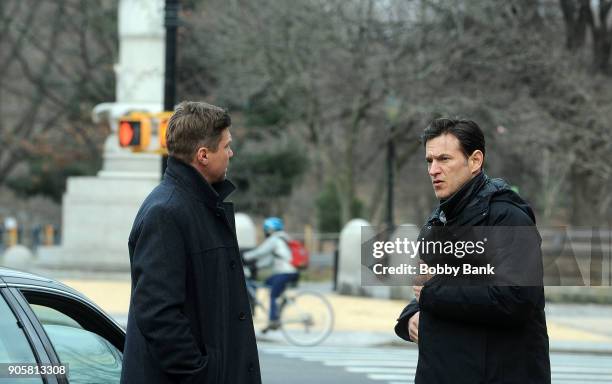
[384,94,400,233]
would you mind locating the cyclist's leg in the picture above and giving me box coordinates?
[266,273,297,322]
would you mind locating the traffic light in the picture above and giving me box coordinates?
[156,111,173,149]
[118,113,151,151]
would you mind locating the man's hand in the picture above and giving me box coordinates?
[413,285,423,302]
[408,311,420,343]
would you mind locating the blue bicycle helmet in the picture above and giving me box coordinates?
[263,217,284,235]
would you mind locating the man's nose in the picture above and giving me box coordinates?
[429,161,441,176]
[229,148,234,158]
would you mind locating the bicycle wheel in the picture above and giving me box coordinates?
[279,290,334,346]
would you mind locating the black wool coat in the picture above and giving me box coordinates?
[395,172,551,384]
[121,157,261,384]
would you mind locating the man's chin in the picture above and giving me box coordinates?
[434,190,450,200]
[210,174,226,184]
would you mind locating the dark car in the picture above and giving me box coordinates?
[0,267,124,383]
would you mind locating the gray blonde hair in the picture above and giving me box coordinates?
[166,101,231,163]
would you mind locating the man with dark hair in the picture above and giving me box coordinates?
[394,118,550,383]
[122,101,261,384]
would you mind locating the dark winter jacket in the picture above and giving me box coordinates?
[395,172,551,384]
[121,157,261,384]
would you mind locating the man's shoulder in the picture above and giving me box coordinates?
[477,176,536,226]
[138,183,184,221]
[487,196,535,226]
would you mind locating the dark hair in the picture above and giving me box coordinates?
[421,118,485,158]
[166,101,231,163]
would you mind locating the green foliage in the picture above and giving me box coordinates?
[244,95,286,131]
[315,182,363,233]
[231,143,308,215]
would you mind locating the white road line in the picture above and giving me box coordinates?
[323,361,417,367]
[551,374,612,382]
[298,354,412,361]
[368,374,414,381]
[346,367,416,374]
[552,366,612,373]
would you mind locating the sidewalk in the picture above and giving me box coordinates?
[60,278,612,353]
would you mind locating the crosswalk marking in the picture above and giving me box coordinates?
[260,344,612,384]
[346,368,416,374]
[325,361,416,367]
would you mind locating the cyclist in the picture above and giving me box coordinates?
[243,217,299,331]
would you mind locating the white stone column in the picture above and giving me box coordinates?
[115,0,165,104]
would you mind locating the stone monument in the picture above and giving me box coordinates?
[37,0,166,271]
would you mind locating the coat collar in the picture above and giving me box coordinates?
[164,156,236,207]
[427,172,524,227]
[438,171,487,223]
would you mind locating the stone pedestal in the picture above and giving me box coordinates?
[337,219,379,296]
[38,134,161,271]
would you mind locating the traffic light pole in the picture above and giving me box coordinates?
[162,0,180,176]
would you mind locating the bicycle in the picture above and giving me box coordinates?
[245,275,334,346]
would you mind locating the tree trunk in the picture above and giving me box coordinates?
[559,0,590,51]
[586,0,612,73]
[569,168,598,226]
[592,33,612,73]
[335,171,355,228]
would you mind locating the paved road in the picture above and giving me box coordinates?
[545,303,612,338]
[259,343,612,384]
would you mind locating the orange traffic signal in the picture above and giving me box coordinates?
[157,111,173,149]
[118,113,151,151]
[119,120,139,146]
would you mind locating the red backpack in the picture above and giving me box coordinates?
[286,239,309,269]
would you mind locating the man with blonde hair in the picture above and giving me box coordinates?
[122,101,261,384]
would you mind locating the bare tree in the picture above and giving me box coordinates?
[560,0,612,73]
[560,0,591,51]
[187,0,419,225]
[0,0,116,187]
[177,0,612,228]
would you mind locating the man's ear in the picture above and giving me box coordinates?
[196,147,209,166]
[469,150,484,174]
